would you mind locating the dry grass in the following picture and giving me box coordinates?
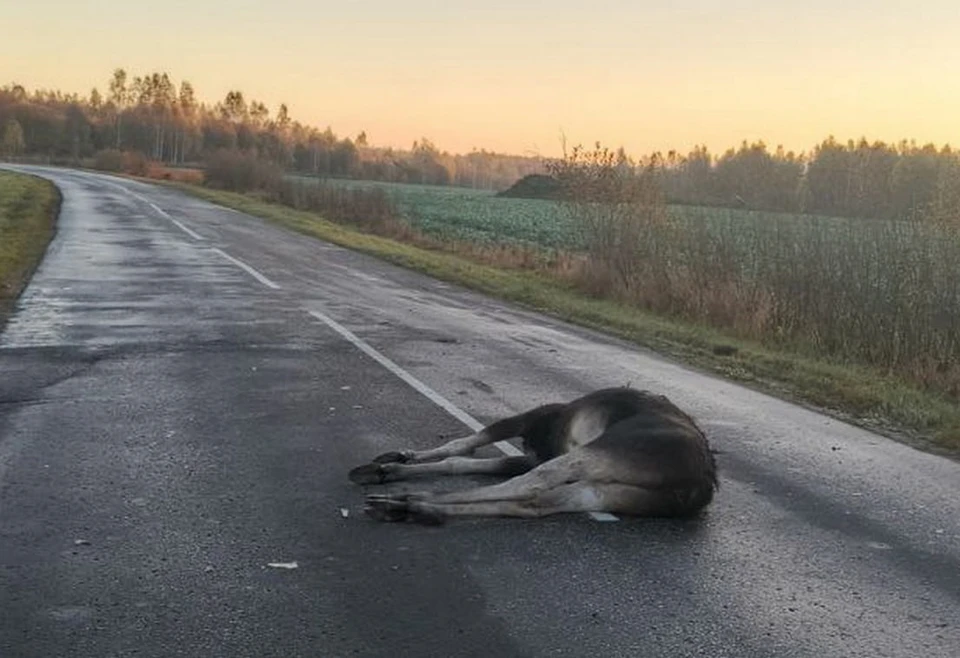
[538,144,960,412]
[89,149,204,185]
[548,143,668,297]
[559,212,960,400]
[144,163,204,184]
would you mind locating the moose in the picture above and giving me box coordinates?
[349,387,718,525]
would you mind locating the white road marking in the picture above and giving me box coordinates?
[167,219,204,241]
[148,202,170,217]
[147,203,204,240]
[306,308,617,522]
[211,248,281,289]
[102,181,205,241]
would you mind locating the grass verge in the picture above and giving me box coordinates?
[173,182,960,457]
[0,170,60,331]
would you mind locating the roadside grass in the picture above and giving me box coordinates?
[170,182,960,456]
[0,170,60,330]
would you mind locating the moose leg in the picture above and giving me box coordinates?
[349,455,537,484]
[365,481,666,524]
[363,453,588,522]
[371,433,492,466]
[397,452,587,505]
[364,403,563,465]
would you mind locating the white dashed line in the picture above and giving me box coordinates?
[148,201,170,217]
[307,308,618,522]
[167,219,204,241]
[103,181,205,241]
[146,202,204,240]
[211,248,281,289]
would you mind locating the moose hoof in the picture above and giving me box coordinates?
[364,496,411,522]
[408,506,446,526]
[363,495,446,526]
[372,450,412,464]
[349,463,387,485]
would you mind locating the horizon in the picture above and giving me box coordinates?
[4,1,959,159]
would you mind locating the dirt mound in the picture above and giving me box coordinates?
[497,174,565,201]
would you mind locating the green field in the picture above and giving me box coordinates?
[304,177,904,260]
[313,179,953,310]
[288,177,578,248]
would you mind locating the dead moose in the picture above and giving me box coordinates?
[349,387,718,525]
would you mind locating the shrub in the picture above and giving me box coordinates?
[93,149,125,172]
[547,143,668,298]
[92,149,150,176]
[122,151,149,176]
[204,149,283,192]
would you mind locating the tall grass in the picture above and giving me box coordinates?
[629,213,958,392]
[547,143,667,297]
[203,149,411,238]
[543,146,960,400]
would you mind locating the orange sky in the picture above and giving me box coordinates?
[3,1,959,157]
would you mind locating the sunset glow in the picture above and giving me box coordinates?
[4,0,959,156]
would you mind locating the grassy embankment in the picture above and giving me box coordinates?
[0,170,60,330]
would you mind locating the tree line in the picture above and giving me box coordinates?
[0,68,542,190]
[1,67,958,222]
[656,138,960,222]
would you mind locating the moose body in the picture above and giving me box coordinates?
[349,387,718,525]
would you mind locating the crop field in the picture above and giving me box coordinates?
[310,176,912,262]
[289,176,579,248]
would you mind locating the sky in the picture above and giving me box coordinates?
[3,0,959,158]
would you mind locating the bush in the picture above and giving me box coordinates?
[122,151,149,176]
[204,149,283,192]
[202,149,408,237]
[547,143,668,297]
[270,180,402,233]
[93,149,124,172]
[92,149,150,176]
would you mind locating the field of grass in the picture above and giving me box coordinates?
[0,170,60,328]
[288,176,578,248]
[294,176,882,254]
[175,181,960,455]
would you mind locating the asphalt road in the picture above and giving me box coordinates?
[1,165,958,658]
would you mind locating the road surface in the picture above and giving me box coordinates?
[1,165,958,658]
